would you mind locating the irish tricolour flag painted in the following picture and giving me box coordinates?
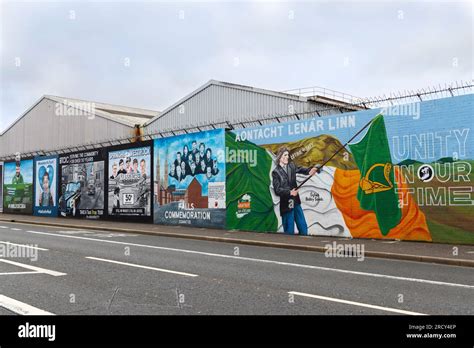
[348,114,402,235]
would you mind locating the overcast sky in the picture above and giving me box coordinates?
[1,0,472,132]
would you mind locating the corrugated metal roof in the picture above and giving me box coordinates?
[45,95,159,127]
[0,81,361,158]
[144,79,307,127]
[143,80,361,135]
[0,97,143,159]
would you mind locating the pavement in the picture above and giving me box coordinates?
[0,213,474,267]
[0,220,473,315]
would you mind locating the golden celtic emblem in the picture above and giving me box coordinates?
[359,163,394,194]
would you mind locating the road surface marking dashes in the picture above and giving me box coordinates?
[0,271,39,276]
[85,256,198,277]
[0,259,66,277]
[19,229,474,289]
[289,291,427,315]
[0,294,54,315]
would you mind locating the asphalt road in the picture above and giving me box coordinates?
[0,220,473,315]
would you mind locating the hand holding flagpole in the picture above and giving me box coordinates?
[295,115,379,190]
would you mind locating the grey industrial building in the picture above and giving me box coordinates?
[0,80,363,159]
[143,80,364,136]
[0,95,157,159]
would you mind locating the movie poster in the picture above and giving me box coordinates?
[107,142,152,221]
[0,161,4,213]
[226,94,474,244]
[2,157,34,214]
[154,129,226,228]
[34,156,58,217]
[58,149,105,219]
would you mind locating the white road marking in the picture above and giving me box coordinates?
[0,271,39,276]
[0,226,7,229]
[92,233,139,238]
[0,259,66,277]
[85,256,198,277]
[42,230,140,238]
[20,229,474,289]
[0,295,54,315]
[56,230,95,234]
[0,241,48,251]
[289,291,427,316]
[10,228,22,231]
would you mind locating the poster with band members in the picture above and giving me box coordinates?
[58,149,105,219]
[34,155,59,217]
[2,157,34,214]
[153,129,226,228]
[107,142,152,221]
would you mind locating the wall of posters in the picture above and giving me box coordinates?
[2,157,34,214]
[226,94,474,244]
[0,161,3,213]
[1,94,470,245]
[34,156,58,217]
[58,149,106,219]
[107,142,153,221]
[153,129,226,228]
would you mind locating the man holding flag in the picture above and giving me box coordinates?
[272,147,318,235]
[271,112,402,237]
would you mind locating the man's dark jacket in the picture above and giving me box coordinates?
[272,162,311,216]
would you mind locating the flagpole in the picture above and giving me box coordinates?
[295,115,378,190]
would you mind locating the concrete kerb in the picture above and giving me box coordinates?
[1,217,473,268]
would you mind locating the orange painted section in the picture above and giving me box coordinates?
[331,167,432,241]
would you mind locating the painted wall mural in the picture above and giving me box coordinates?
[0,94,471,245]
[34,155,58,217]
[154,129,226,228]
[107,142,153,221]
[2,157,34,214]
[226,94,473,244]
[58,149,106,219]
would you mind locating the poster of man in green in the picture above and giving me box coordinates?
[3,156,34,214]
